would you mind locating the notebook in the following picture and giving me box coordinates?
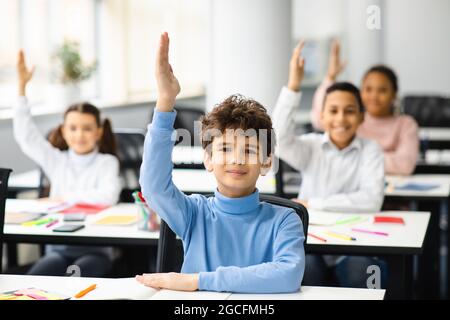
[0,288,70,300]
[59,203,110,214]
[93,215,138,226]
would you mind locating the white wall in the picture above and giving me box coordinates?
[292,0,450,96]
[384,0,450,96]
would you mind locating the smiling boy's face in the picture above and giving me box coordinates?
[320,90,364,149]
[203,130,272,198]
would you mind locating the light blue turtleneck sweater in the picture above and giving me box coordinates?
[140,110,305,293]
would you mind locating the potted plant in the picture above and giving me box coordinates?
[47,40,97,110]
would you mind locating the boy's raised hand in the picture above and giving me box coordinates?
[17,49,35,96]
[326,39,346,82]
[155,32,180,112]
[287,40,305,92]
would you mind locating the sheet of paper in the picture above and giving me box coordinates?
[75,278,158,300]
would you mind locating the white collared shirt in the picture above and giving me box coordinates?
[272,87,385,212]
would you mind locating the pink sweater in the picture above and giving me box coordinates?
[311,78,419,175]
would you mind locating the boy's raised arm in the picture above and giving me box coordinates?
[139,33,197,240]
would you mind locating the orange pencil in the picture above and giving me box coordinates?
[74,284,97,298]
[308,232,327,243]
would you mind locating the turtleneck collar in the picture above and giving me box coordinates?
[68,147,99,167]
[213,188,260,215]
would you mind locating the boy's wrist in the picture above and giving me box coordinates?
[156,97,176,112]
[18,85,26,97]
[326,73,337,82]
[287,80,301,92]
[190,274,199,290]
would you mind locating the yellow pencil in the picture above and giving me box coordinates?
[324,231,356,241]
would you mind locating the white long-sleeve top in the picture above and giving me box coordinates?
[13,96,121,205]
[272,87,385,213]
[13,96,122,259]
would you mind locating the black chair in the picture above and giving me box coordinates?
[150,106,205,146]
[156,194,309,273]
[0,168,13,273]
[402,95,450,128]
[115,128,146,202]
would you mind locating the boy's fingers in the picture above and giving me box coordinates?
[156,33,169,72]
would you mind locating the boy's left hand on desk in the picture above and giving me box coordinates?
[136,272,199,291]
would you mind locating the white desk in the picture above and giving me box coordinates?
[3,200,159,247]
[419,128,450,142]
[3,200,159,243]
[306,210,430,255]
[385,174,450,199]
[282,173,450,199]
[8,170,40,190]
[0,275,385,300]
[305,209,430,300]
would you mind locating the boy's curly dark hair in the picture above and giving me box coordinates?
[200,94,275,158]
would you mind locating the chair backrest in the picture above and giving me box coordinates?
[0,168,12,273]
[402,95,450,127]
[112,128,147,202]
[156,194,309,273]
[150,106,205,146]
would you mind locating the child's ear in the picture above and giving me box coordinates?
[260,155,273,176]
[359,111,365,124]
[203,148,214,172]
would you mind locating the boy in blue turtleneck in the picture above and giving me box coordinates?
[135,32,305,293]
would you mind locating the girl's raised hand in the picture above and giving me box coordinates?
[287,40,305,92]
[326,40,346,81]
[155,32,180,112]
[17,50,35,96]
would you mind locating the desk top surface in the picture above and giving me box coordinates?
[0,274,386,300]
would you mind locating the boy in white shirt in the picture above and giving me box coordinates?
[272,41,386,287]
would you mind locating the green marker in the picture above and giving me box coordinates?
[34,218,55,226]
[335,216,362,226]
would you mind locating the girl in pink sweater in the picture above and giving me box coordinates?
[311,41,419,175]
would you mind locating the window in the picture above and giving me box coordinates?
[0,0,207,111]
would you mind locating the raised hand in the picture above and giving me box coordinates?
[326,39,346,81]
[155,32,180,112]
[287,40,305,92]
[17,50,35,96]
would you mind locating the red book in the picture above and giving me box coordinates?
[374,216,405,224]
[59,203,109,214]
